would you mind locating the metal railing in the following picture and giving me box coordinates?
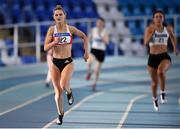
[0,15,180,63]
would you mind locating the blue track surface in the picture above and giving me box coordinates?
[0,56,180,128]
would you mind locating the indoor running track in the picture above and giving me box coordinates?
[0,56,180,129]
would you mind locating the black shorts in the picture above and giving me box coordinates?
[148,52,171,69]
[91,48,105,63]
[52,57,73,71]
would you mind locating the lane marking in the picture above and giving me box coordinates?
[0,72,45,81]
[42,92,104,129]
[43,84,180,129]
[0,78,111,116]
[0,80,43,95]
[0,91,53,116]
[116,94,147,129]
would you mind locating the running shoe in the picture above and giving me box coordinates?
[160,92,167,103]
[56,115,63,125]
[66,89,74,105]
[153,98,159,111]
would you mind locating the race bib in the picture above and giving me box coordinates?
[53,33,71,44]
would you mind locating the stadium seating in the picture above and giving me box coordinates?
[0,0,179,65]
[117,0,179,37]
[5,39,14,56]
[0,0,99,63]
[0,60,6,67]
[21,55,37,64]
[0,0,98,24]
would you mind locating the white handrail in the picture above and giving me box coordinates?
[0,16,180,63]
[13,25,18,62]
[35,23,41,62]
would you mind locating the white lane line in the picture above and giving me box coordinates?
[116,94,147,129]
[0,72,45,81]
[42,92,104,129]
[0,78,110,117]
[0,80,43,95]
[0,75,110,96]
[0,91,53,116]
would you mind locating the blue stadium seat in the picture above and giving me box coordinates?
[0,0,98,24]
[21,5,36,23]
[144,7,153,16]
[130,27,143,36]
[85,6,98,18]
[78,22,87,34]
[40,25,49,42]
[118,0,129,7]
[166,18,174,26]
[167,7,175,15]
[0,0,5,5]
[5,38,14,56]
[176,26,180,35]
[139,21,145,31]
[43,0,57,8]
[11,0,21,6]
[128,0,142,7]
[0,60,6,67]
[33,0,45,7]
[121,6,132,16]
[35,5,50,21]
[24,12,35,22]
[80,0,93,5]
[21,56,37,64]
[59,0,70,6]
[62,5,70,14]
[143,0,154,7]
[133,7,143,16]
[22,0,32,8]
[73,5,83,18]
[67,9,77,19]
[128,21,136,30]
[163,0,174,7]
[106,42,115,56]
[69,0,81,6]
[0,3,6,13]
[11,4,21,23]
[72,43,83,58]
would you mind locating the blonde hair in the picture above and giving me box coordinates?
[53,5,66,15]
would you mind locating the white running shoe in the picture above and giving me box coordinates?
[153,98,159,111]
[56,115,63,125]
[66,89,74,105]
[160,92,167,104]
